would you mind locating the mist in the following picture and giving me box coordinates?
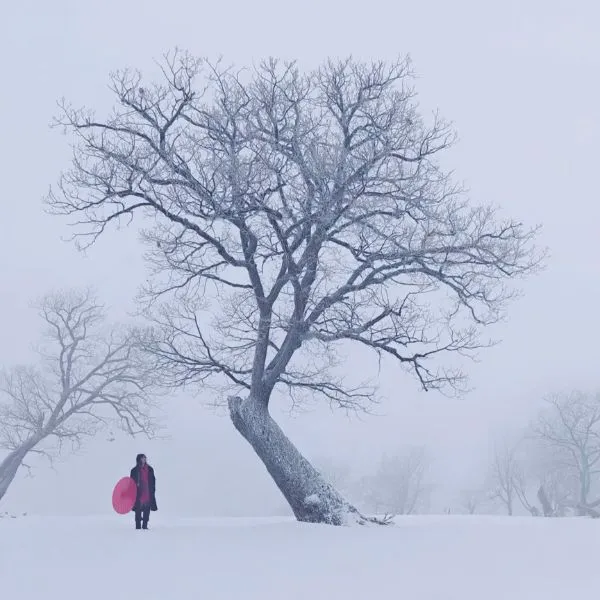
[1,0,599,523]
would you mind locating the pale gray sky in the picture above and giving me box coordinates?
[1,0,598,516]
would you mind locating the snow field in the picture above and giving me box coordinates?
[2,514,599,599]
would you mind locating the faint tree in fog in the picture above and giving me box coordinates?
[48,51,542,524]
[536,473,574,517]
[512,472,540,517]
[361,447,430,515]
[511,438,575,517]
[0,290,157,503]
[315,456,353,498]
[459,489,488,514]
[534,454,575,517]
[488,438,524,516]
[532,391,600,516]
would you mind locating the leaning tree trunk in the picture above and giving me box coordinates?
[228,395,382,526]
[0,447,29,503]
[537,485,554,517]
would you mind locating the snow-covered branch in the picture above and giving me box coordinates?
[49,52,541,409]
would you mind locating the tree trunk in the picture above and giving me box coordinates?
[578,464,589,514]
[0,448,28,503]
[228,395,375,526]
[537,485,554,517]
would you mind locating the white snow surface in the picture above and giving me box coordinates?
[2,514,599,599]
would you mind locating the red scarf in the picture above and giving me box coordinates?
[140,464,150,505]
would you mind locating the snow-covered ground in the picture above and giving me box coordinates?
[2,514,599,599]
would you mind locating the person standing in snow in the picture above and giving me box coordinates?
[130,454,157,530]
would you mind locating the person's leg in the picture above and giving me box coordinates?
[142,506,150,529]
[135,507,142,529]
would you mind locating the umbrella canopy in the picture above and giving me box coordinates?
[112,476,137,514]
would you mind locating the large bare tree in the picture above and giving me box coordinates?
[47,52,540,524]
[0,290,157,503]
[533,391,600,515]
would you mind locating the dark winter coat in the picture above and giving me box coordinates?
[130,464,158,512]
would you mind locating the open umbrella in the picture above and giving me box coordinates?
[112,476,137,514]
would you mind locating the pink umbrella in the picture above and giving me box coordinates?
[112,476,137,514]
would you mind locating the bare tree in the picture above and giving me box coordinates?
[315,456,354,498]
[459,489,488,515]
[47,52,541,524]
[536,473,574,517]
[513,438,575,517]
[488,438,524,515]
[359,446,430,515]
[513,475,540,517]
[532,391,600,515]
[0,290,157,503]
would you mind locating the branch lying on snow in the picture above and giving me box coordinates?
[351,509,395,526]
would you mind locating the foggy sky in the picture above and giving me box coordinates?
[1,0,598,516]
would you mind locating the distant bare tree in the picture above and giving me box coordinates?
[48,51,541,524]
[536,472,573,517]
[533,391,600,515]
[513,476,540,516]
[514,440,575,517]
[488,438,524,515]
[459,489,487,515]
[361,447,430,515]
[0,290,157,503]
[315,456,353,498]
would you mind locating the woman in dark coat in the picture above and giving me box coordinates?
[130,453,157,530]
